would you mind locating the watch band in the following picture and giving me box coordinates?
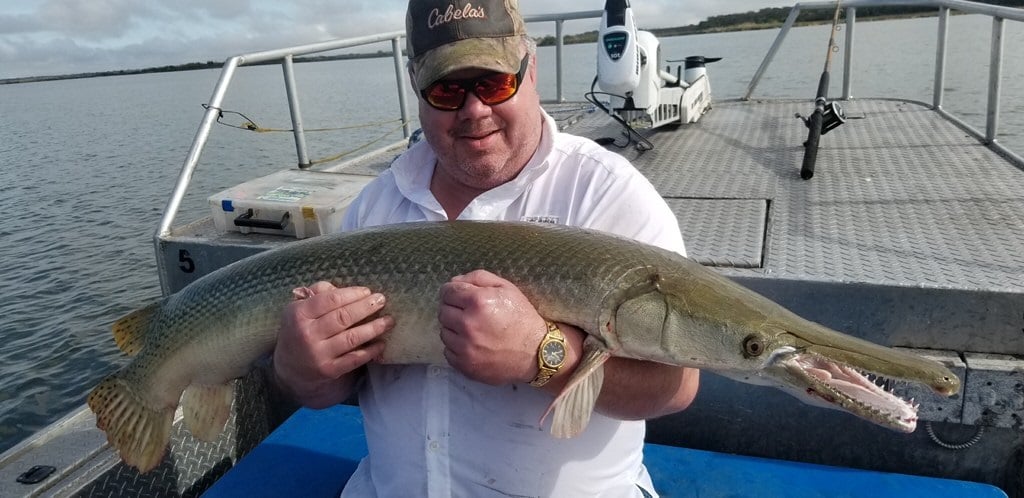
[530,320,565,387]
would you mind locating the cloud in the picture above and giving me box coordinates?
[285,0,408,38]
[169,0,255,20]
[0,13,44,35]
[35,0,152,40]
[0,1,792,79]
[0,36,113,77]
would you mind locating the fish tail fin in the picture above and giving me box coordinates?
[542,336,611,438]
[87,374,173,473]
[181,383,235,441]
[112,303,160,356]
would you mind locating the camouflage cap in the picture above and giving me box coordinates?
[406,0,527,90]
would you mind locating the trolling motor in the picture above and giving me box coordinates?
[594,0,719,132]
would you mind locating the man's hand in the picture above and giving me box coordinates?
[272,281,393,408]
[438,270,549,386]
[437,271,698,419]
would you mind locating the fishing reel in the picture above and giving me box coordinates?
[796,99,847,137]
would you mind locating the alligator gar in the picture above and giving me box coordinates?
[88,221,959,472]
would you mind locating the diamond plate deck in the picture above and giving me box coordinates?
[665,197,767,268]
[578,99,1024,291]
[337,98,1024,292]
[325,98,1024,357]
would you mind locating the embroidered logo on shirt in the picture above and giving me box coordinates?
[521,216,559,224]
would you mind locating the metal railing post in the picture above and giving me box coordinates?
[986,16,1004,144]
[392,37,412,139]
[843,7,856,100]
[555,20,565,102]
[933,7,949,110]
[282,55,311,169]
[745,6,802,100]
[156,56,242,240]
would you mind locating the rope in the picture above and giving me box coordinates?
[308,119,410,166]
[202,103,410,166]
[202,104,404,133]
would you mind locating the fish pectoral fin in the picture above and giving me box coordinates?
[87,374,173,473]
[542,336,612,438]
[181,382,235,442]
[112,303,160,356]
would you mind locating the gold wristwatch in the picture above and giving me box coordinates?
[530,320,567,387]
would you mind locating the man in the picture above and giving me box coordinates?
[272,1,699,496]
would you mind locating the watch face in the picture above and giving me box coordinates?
[542,341,566,366]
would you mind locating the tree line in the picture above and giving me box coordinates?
[537,0,1024,45]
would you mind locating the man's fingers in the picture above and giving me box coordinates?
[324,315,394,360]
[292,281,345,301]
[450,269,507,287]
[290,284,375,321]
[326,292,386,329]
[437,303,466,331]
[328,338,388,377]
[439,278,494,311]
[442,269,518,310]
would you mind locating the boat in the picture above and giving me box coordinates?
[1,0,1022,496]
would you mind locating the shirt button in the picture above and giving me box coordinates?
[430,366,443,377]
[429,441,440,451]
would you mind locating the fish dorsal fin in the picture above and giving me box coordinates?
[111,303,160,356]
[181,382,235,442]
[542,336,612,438]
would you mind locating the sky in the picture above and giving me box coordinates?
[0,1,791,79]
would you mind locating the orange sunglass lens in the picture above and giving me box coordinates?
[475,74,517,104]
[425,83,466,110]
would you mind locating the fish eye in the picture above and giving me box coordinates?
[743,335,765,357]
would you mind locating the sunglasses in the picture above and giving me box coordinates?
[420,55,530,111]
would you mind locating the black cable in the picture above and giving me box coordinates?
[585,76,654,152]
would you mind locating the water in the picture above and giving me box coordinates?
[0,15,1021,454]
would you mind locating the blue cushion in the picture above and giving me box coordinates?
[205,404,1007,498]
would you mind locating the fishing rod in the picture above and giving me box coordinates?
[799,1,847,180]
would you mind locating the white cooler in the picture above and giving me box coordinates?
[208,169,374,238]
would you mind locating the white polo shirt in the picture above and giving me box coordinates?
[337,110,685,498]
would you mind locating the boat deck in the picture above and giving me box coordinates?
[340,98,1024,290]
[330,98,1024,357]
[642,99,1023,290]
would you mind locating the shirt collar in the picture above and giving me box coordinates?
[391,110,557,219]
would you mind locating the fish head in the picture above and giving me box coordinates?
[612,268,960,433]
[717,321,961,432]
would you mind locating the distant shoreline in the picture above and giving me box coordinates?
[0,17,857,86]
[0,52,394,85]
[2,3,1015,85]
